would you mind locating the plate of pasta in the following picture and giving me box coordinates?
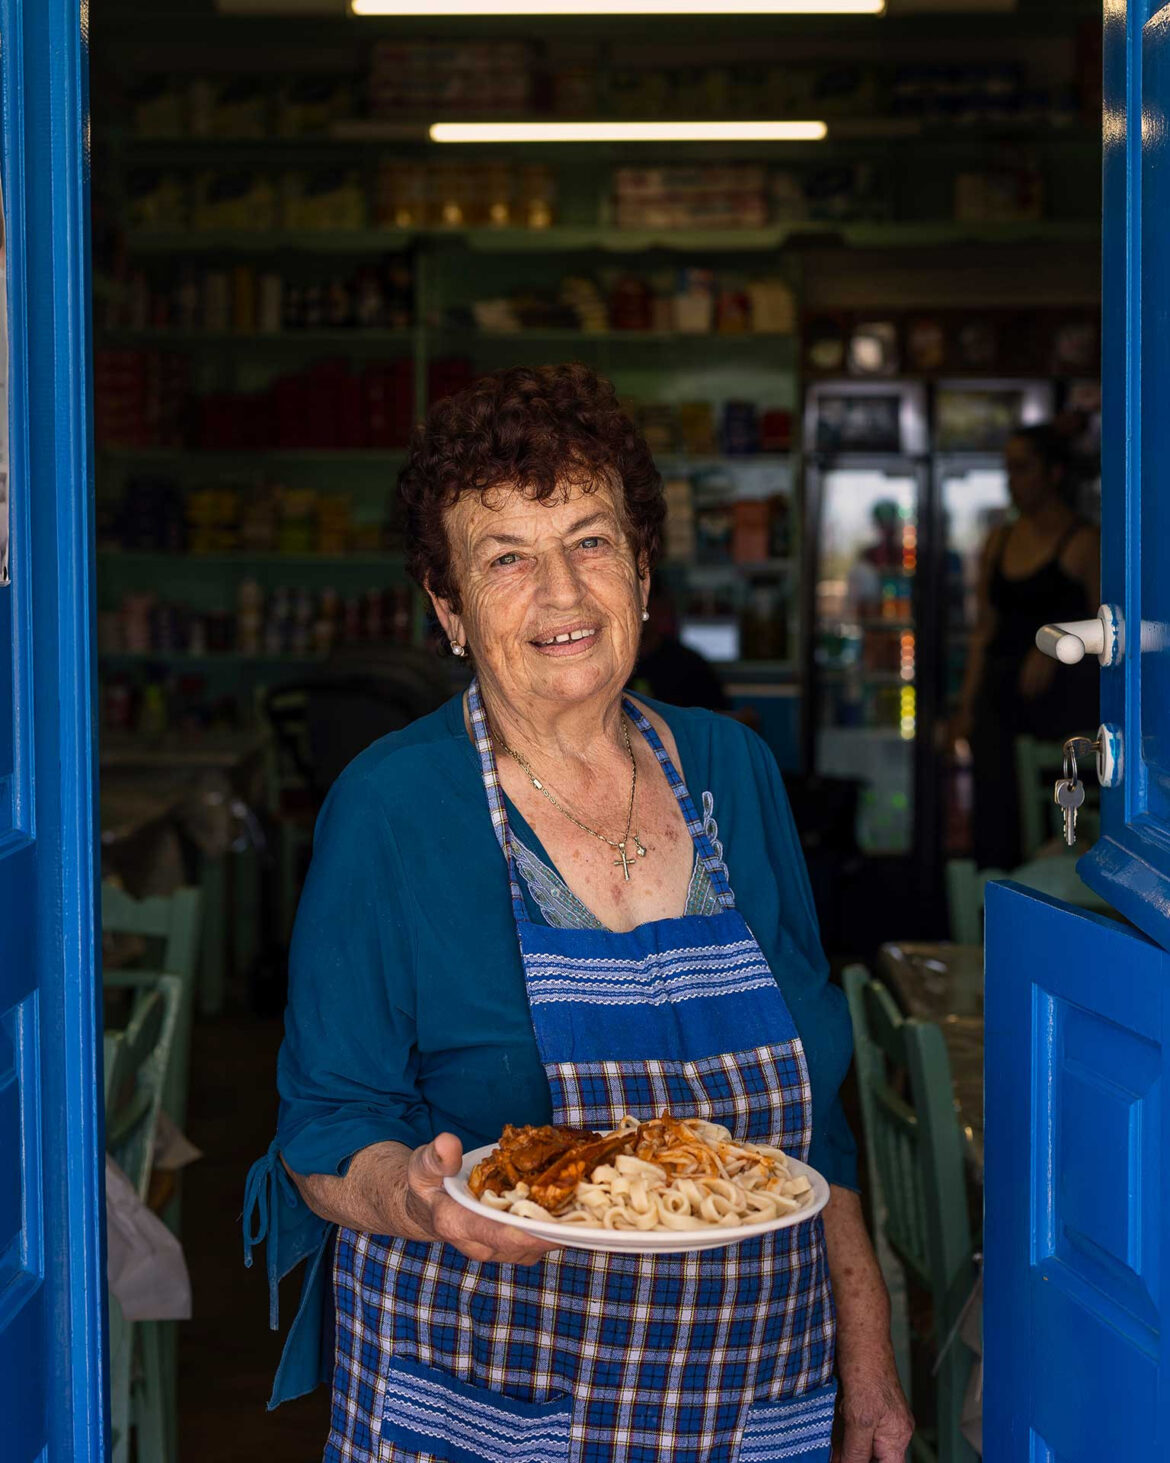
[444,1114,830,1254]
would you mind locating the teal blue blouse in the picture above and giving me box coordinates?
[244,693,857,1407]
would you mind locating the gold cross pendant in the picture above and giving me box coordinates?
[614,843,633,880]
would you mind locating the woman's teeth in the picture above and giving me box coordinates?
[535,628,596,645]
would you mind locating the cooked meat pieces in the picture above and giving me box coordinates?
[528,1130,638,1213]
[468,1123,599,1198]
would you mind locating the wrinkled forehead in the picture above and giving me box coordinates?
[443,473,625,549]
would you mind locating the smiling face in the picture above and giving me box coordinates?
[429,477,648,723]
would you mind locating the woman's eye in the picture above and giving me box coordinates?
[493,552,519,568]
[578,536,605,550]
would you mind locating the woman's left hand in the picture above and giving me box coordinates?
[822,1186,915,1462]
[832,1352,914,1462]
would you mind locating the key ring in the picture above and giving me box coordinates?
[1062,734,1100,786]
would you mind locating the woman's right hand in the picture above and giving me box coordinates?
[405,1132,561,1267]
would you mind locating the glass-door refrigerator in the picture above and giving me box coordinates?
[803,382,929,861]
[931,380,1055,856]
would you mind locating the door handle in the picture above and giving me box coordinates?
[1035,604,1122,667]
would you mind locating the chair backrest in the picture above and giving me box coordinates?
[104,974,181,1201]
[945,860,1006,945]
[844,966,978,1463]
[102,883,202,1130]
[1014,736,1065,857]
[1014,734,1101,857]
[101,883,202,981]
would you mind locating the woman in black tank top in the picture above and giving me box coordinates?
[952,426,1100,869]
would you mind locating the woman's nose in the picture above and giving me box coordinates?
[536,549,582,605]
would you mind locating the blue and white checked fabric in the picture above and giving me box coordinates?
[325,681,836,1463]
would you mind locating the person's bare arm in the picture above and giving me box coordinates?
[951,525,1003,742]
[286,1132,558,1266]
[1071,523,1101,608]
[823,1186,914,1463]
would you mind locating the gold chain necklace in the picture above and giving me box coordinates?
[494,718,648,880]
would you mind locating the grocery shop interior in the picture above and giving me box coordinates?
[91,0,1103,1457]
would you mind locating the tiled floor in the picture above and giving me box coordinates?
[178,1014,330,1460]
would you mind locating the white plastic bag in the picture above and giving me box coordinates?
[105,1156,192,1321]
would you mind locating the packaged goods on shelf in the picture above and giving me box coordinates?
[192,172,279,233]
[614,166,768,231]
[802,307,1100,380]
[457,267,790,336]
[94,349,191,449]
[674,269,716,334]
[94,353,418,451]
[369,40,532,117]
[662,477,696,562]
[126,171,189,233]
[104,582,417,665]
[799,163,890,223]
[721,401,759,456]
[191,77,269,140]
[953,165,1045,223]
[276,76,353,138]
[129,77,187,139]
[890,62,1078,129]
[281,170,368,232]
[677,404,718,457]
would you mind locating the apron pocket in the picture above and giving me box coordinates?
[737,1379,837,1463]
[381,1356,573,1463]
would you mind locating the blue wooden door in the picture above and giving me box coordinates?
[0,2,105,1458]
[984,0,1170,1454]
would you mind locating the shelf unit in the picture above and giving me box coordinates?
[92,13,1103,766]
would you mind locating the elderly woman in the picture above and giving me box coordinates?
[244,364,912,1463]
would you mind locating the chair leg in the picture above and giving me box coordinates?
[197,852,228,1017]
[108,1297,132,1463]
[136,1319,169,1463]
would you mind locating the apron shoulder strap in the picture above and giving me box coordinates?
[622,697,735,910]
[467,678,530,925]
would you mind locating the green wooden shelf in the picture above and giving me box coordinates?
[124,220,1100,257]
[97,326,791,349]
[96,329,416,349]
[97,550,404,567]
[98,649,337,665]
[454,328,795,345]
[97,448,408,465]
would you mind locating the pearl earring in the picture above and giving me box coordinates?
[451,641,466,657]
[641,610,650,622]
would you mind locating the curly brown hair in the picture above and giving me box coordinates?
[398,362,665,611]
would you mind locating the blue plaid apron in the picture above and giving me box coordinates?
[325,680,837,1463]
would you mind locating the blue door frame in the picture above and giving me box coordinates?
[0,1,105,1457]
[984,0,1170,1454]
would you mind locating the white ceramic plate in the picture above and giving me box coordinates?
[443,1142,831,1255]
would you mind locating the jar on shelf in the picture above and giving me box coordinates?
[519,165,556,229]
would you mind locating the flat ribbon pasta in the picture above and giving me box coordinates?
[477,1115,815,1232]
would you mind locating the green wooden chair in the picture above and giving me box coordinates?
[1014,735,1100,858]
[102,884,201,1463]
[946,855,1114,945]
[105,973,182,1463]
[843,966,979,1463]
[945,861,1005,946]
[101,883,201,1131]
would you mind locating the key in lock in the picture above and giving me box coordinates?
[1053,735,1099,847]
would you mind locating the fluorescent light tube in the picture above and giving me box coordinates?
[430,120,829,142]
[355,1,882,13]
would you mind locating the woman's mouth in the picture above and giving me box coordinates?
[530,625,600,656]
